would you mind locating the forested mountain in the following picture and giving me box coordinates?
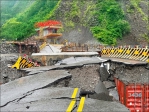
[1,0,35,25]
[1,0,59,40]
[1,0,148,45]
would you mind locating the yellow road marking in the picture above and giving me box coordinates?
[66,88,78,112]
[71,88,78,98]
[77,97,86,112]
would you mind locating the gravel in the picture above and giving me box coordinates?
[68,64,100,91]
[0,42,18,54]
[112,63,149,84]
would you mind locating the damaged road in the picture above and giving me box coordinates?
[0,68,129,111]
[1,87,80,111]
[0,70,71,107]
[0,57,131,111]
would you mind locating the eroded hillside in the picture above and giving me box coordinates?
[1,0,148,45]
[118,0,149,45]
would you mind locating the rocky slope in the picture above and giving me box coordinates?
[118,0,149,45]
[51,0,100,44]
[49,0,149,45]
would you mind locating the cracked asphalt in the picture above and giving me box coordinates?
[0,70,71,107]
[0,68,129,111]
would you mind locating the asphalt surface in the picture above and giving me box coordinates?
[0,66,129,111]
[82,98,129,112]
[0,70,71,107]
[22,57,108,75]
[1,87,80,111]
[1,83,129,111]
[101,57,148,65]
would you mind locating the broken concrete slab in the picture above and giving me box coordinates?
[103,81,116,89]
[99,63,110,81]
[82,98,129,112]
[55,56,108,65]
[0,70,71,107]
[0,54,18,61]
[89,93,113,101]
[95,80,109,95]
[109,88,119,101]
[1,87,80,111]
[101,57,148,65]
[22,57,109,75]
[27,70,44,75]
[55,57,76,65]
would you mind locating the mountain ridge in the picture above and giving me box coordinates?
[1,0,148,45]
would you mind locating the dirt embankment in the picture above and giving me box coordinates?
[110,62,149,84]
[68,64,100,91]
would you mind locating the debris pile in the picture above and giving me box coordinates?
[112,63,149,84]
[0,42,18,54]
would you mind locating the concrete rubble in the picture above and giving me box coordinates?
[99,63,110,81]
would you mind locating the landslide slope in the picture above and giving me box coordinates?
[54,0,100,44]
[1,0,148,45]
[50,0,129,45]
[118,0,149,45]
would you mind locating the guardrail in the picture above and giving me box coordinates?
[101,46,149,62]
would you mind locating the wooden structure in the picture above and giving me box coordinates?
[34,20,62,45]
[6,39,38,54]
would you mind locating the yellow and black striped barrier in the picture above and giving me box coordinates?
[101,46,149,62]
[11,56,39,69]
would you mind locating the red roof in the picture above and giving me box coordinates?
[35,20,62,28]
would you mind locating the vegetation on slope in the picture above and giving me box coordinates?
[1,0,130,45]
[0,0,59,40]
[126,0,149,43]
[51,0,130,45]
[1,0,35,26]
[91,0,130,45]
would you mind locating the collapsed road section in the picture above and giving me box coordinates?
[0,69,129,112]
[1,55,149,111]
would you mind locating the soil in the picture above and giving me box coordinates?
[110,63,149,84]
[60,26,100,45]
[118,0,149,46]
[67,64,100,91]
